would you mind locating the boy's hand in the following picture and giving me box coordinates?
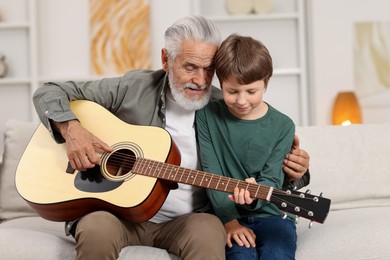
[224,219,256,248]
[228,177,256,205]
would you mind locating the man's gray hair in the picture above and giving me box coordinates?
[164,16,221,60]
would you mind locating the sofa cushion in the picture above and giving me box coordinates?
[0,119,39,220]
[0,229,76,260]
[296,123,390,210]
[0,216,178,260]
[295,206,390,259]
[119,246,180,260]
[0,216,76,260]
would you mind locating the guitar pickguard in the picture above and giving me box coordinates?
[74,166,123,193]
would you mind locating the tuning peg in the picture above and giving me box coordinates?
[305,189,311,194]
[308,221,313,229]
[319,192,323,197]
[280,213,288,220]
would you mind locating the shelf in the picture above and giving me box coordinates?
[192,0,310,126]
[0,22,30,29]
[206,12,299,22]
[38,74,114,83]
[273,68,301,76]
[0,77,30,85]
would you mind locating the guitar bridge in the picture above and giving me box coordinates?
[66,161,75,174]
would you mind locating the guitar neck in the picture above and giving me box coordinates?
[132,157,273,201]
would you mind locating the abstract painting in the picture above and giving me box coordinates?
[354,21,390,97]
[89,0,152,75]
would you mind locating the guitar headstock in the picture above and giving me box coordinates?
[270,189,331,224]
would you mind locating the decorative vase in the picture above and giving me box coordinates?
[0,53,8,78]
[253,0,272,14]
[226,0,253,15]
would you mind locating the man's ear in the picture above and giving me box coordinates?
[161,48,169,71]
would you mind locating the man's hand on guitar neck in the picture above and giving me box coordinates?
[283,135,310,181]
[53,120,112,172]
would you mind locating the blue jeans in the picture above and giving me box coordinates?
[226,216,297,260]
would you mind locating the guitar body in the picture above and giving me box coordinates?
[16,100,181,222]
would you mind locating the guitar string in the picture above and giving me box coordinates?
[100,151,317,199]
[133,159,322,221]
[100,151,317,198]
[100,151,274,197]
[127,161,320,220]
[95,151,322,220]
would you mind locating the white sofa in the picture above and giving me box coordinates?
[1,119,389,259]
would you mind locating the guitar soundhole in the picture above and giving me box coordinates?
[106,149,135,177]
[100,141,144,182]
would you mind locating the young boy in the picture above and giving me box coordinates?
[196,34,297,259]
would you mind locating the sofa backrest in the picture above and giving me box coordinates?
[1,120,390,222]
[0,119,39,221]
[296,123,390,211]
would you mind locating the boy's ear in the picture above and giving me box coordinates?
[161,48,169,71]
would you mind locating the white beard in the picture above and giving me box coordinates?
[168,72,211,111]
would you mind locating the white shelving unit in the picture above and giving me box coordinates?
[192,0,310,126]
[0,0,38,156]
[0,0,96,147]
[0,0,311,157]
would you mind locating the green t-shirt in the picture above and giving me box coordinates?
[196,99,295,224]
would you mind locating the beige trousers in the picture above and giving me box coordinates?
[73,211,226,260]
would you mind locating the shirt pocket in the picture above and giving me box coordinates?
[244,142,271,175]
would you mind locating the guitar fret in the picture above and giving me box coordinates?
[168,165,176,181]
[155,163,161,177]
[146,160,152,176]
[224,178,230,191]
[135,158,145,175]
[191,170,197,185]
[199,172,206,187]
[254,184,260,198]
[215,176,221,189]
[207,174,213,188]
[172,165,179,181]
[184,169,191,184]
[160,161,168,179]
[173,166,180,181]
[153,163,159,176]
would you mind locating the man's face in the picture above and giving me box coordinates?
[163,40,218,110]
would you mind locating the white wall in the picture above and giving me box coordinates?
[36,0,191,78]
[149,0,192,68]
[0,0,191,158]
[36,0,390,126]
[307,0,390,125]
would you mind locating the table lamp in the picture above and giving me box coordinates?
[332,91,362,125]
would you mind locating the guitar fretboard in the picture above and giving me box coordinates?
[132,157,273,201]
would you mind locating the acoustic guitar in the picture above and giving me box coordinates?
[16,100,330,224]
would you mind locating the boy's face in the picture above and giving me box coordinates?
[222,78,267,120]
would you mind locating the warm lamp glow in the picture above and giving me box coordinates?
[332,91,362,125]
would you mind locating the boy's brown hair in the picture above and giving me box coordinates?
[215,34,273,86]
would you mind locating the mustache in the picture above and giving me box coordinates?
[184,82,209,90]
